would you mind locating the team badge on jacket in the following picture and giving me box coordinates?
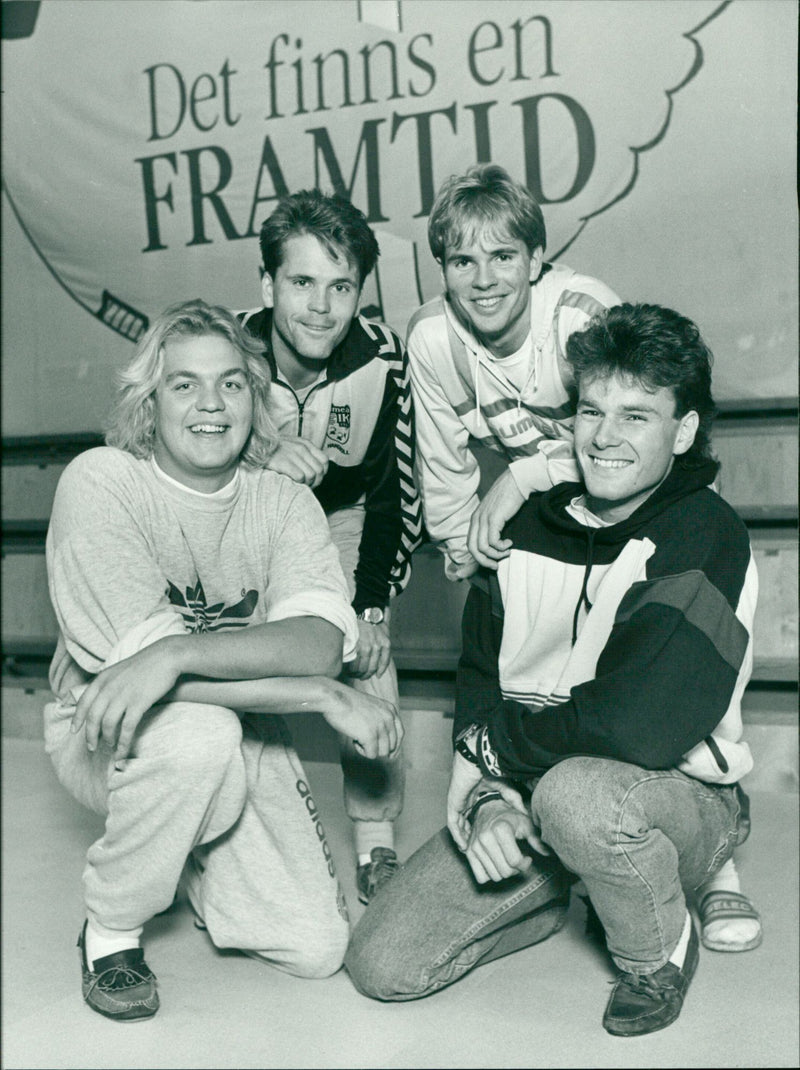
[327,404,351,453]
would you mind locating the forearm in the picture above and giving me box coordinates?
[160,617,343,682]
[167,673,345,715]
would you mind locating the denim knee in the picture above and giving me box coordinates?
[345,928,411,1000]
[533,757,624,856]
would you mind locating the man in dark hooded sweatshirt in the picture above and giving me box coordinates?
[345,302,759,1037]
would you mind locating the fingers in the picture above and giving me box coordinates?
[526,829,552,856]
[350,624,391,680]
[269,439,329,486]
[468,820,533,882]
[352,700,401,760]
[467,512,513,569]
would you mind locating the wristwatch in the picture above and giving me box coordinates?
[454,723,481,765]
[357,607,385,624]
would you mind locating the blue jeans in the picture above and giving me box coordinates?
[346,757,749,999]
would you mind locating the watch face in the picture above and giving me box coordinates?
[360,607,385,624]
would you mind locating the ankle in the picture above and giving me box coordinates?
[84,918,143,970]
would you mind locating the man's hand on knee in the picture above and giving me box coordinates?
[72,637,181,758]
[466,802,542,883]
[347,618,391,680]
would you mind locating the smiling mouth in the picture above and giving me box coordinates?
[301,322,334,332]
[190,424,229,434]
[472,296,506,310]
[589,457,632,469]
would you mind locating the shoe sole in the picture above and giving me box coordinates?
[702,931,763,953]
[85,1001,158,1023]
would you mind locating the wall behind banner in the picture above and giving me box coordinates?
[1,0,797,437]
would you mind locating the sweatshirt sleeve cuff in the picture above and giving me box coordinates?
[475,724,505,778]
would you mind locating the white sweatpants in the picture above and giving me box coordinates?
[44,699,350,978]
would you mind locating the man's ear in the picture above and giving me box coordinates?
[261,271,274,309]
[674,410,700,455]
[436,258,446,289]
[528,246,544,282]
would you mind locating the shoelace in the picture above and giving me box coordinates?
[617,972,672,999]
[90,963,153,992]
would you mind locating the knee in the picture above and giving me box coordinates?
[138,702,243,781]
[345,915,418,1001]
[272,919,350,980]
[534,758,618,848]
[285,943,346,980]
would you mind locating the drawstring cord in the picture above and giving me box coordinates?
[572,528,596,645]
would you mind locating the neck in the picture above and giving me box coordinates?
[270,325,328,391]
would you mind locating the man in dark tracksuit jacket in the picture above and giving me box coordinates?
[240,190,422,902]
[347,303,760,1036]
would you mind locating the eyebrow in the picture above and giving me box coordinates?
[447,244,518,259]
[579,398,660,413]
[164,367,247,383]
[286,272,357,285]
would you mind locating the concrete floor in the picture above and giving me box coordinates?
[2,727,798,1070]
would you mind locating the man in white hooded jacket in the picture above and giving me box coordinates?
[406,163,620,581]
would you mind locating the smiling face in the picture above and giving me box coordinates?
[574,372,699,524]
[153,333,253,493]
[441,227,542,358]
[262,232,361,389]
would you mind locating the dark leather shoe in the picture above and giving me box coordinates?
[78,921,159,1021]
[603,920,699,1036]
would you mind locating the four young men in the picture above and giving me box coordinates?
[46,165,761,1034]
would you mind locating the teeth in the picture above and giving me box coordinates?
[591,457,630,468]
[474,297,503,308]
[191,425,227,433]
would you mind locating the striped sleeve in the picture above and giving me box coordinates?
[354,321,423,606]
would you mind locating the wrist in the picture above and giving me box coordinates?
[314,677,342,717]
[159,632,190,676]
[464,790,506,826]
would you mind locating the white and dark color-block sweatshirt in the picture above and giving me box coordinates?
[455,459,758,786]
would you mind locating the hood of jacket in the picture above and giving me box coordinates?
[528,456,721,554]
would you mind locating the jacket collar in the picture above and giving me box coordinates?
[539,458,721,544]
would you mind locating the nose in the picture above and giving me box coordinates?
[473,259,497,290]
[307,284,331,314]
[592,415,620,448]
[196,383,224,411]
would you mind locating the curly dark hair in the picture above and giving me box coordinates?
[566,303,717,468]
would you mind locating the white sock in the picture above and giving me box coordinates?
[668,911,692,969]
[84,918,143,970]
[354,820,394,862]
[699,856,741,896]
